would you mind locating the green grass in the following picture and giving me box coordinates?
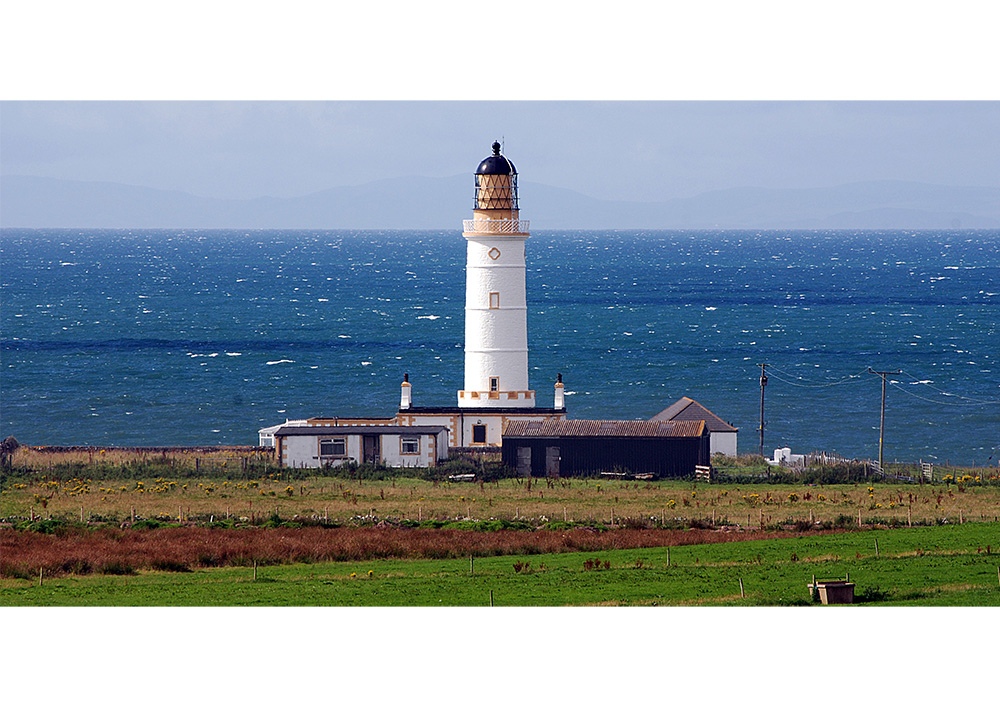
[4,523,999,606]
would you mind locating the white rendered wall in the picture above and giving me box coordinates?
[281,434,362,468]
[280,432,447,468]
[380,432,447,467]
[405,411,567,448]
[710,431,738,457]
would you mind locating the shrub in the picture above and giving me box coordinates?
[98,560,136,575]
[17,518,73,534]
[131,519,164,530]
[151,559,192,572]
[833,514,855,529]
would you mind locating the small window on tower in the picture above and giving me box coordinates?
[489,292,500,309]
[472,424,487,444]
[490,377,499,392]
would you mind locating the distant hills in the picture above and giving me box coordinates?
[2,174,998,230]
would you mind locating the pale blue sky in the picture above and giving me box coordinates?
[3,101,998,203]
[2,4,998,203]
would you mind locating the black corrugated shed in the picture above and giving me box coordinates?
[501,419,709,478]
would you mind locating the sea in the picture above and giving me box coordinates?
[1,228,998,465]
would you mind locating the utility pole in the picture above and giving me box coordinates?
[868,368,900,473]
[757,363,767,459]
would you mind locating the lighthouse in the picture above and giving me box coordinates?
[393,141,566,448]
[458,141,534,408]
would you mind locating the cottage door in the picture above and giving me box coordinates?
[545,446,560,477]
[363,435,380,464]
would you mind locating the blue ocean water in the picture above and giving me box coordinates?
[1,228,998,464]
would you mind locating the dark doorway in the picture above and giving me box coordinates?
[363,435,380,464]
[517,446,532,477]
[545,446,560,477]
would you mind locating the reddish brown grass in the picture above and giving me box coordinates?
[0,526,815,579]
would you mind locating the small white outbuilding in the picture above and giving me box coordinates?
[650,397,738,457]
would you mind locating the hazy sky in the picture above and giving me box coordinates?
[2,5,998,203]
[3,101,998,203]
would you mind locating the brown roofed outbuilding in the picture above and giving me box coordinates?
[501,419,709,478]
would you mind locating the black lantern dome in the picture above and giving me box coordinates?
[476,141,517,176]
[474,141,518,210]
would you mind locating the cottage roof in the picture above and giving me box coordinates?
[650,397,738,432]
[503,419,706,438]
[275,425,448,437]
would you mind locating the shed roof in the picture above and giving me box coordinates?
[275,425,447,437]
[503,419,705,438]
[650,398,737,432]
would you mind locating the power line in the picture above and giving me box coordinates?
[763,365,868,388]
[889,380,1000,407]
[897,369,1000,405]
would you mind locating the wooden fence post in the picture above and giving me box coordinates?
[489,590,494,607]
[739,578,745,598]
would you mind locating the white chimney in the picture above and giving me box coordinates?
[400,373,412,410]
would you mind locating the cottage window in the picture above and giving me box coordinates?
[401,436,420,454]
[489,292,500,309]
[319,438,346,457]
[490,377,499,392]
[472,424,487,444]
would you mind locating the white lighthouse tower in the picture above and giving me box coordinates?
[458,142,534,408]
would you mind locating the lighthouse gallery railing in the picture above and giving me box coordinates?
[463,219,530,234]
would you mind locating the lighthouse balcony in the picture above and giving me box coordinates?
[463,219,530,235]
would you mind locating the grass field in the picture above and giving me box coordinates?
[5,450,1000,607]
[4,523,999,606]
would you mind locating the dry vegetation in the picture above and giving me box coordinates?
[0,525,810,579]
[3,456,999,528]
